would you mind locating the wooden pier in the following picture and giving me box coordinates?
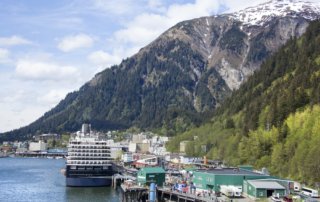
[120,183,148,202]
[119,183,218,202]
[112,174,136,189]
[157,187,218,202]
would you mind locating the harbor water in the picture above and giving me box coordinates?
[0,157,121,202]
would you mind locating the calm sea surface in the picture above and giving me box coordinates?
[0,157,122,202]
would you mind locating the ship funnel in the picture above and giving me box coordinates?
[81,123,91,134]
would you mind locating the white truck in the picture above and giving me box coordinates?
[220,185,242,197]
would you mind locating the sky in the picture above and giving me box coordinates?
[0,0,316,133]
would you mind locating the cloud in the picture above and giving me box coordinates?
[37,89,70,105]
[148,0,163,9]
[88,50,121,68]
[1,90,29,103]
[114,13,169,48]
[0,35,32,46]
[221,0,266,13]
[0,48,10,63]
[15,59,78,81]
[0,103,49,133]
[167,0,220,22]
[108,0,220,59]
[57,33,94,52]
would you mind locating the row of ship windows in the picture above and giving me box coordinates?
[69,142,107,145]
[68,153,110,157]
[68,161,111,165]
[68,157,111,159]
[68,158,112,162]
[69,146,110,149]
[68,150,110,153]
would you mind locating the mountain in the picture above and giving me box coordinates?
[167,20,320,185]
[1,0,320,141]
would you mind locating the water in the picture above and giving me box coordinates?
[0,158,121,202]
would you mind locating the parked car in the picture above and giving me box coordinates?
[271,195,281,202]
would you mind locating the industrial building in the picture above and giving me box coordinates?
[244,180,286,199]
[29,141,47,152]
[137,167,165,186]
[192,168,272,192]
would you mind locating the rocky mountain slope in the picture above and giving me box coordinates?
[1,0,320,140]
[167,20,320,184]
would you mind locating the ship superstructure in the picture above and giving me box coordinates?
[66,124,114,187]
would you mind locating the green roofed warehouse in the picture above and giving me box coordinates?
[192,168,273,193]
[137,167,165,186]
[243,180,286,199]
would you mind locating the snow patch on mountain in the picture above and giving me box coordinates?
[230,0,320,26]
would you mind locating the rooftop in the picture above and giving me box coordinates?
[195,168,267,176]
[247,180,285,189]
[139,167,165,173]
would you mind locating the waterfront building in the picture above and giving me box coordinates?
[192,168,273,192]
[137,167,165,186]
[29,141,47,152]
[122,152,133,163]
[37,133,61,141]
[243,180,286,199]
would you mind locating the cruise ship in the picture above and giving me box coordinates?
[65,124,114,187]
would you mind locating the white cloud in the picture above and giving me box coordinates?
[147,0,166,12]
[221,0,266,13]
[0,48,10,63]
[57,33,94,52]
[108,0,220,59]
[1,90,29,103]
[88,50,121,68]
[37,89,70,105]
[0,103,49,133]
[114,13,170,48]
[0,35,32,46]
[167,0,219,22]
[15,59,78,81]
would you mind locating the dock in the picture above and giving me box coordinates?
[158,187,218,202]
[118,182,219,202]
[112,174,136,189]
[120,183,148,202]
[15,152,66,158]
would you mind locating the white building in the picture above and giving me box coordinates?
[122,152,133,163]
[29,141,47,152]
[128,142,149,153]
[108,141,129,159]
[129,143,137,153]
[16,148,28,153]
[179,141,190,153]
[132,133,147,143]
[180,156,197,164]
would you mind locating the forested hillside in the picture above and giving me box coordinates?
[167,20,320,185]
